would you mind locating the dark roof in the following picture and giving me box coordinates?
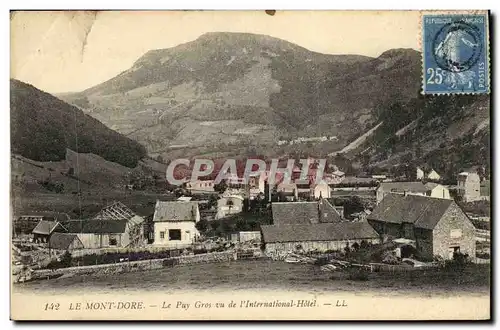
[49,233,82,250]
[367,194,454,230]
[318,198,342,223]
[153,201,199,222]
[272,202,319,225]
[63,220,128,233]
[378,182,428,194]
[261,222,379,243]
[32,220,62,235]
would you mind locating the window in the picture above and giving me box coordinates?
[109,235,117,246]
[169,229,182,241]
[450,229,462,239]
[160,231,165,239]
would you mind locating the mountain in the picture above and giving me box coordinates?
[342,93,491,182]
[60,32,422,159]
[10,79,147,167]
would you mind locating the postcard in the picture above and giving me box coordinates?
[10,10,491,321]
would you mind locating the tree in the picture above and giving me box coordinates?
[214,181,228,194]
[195,220,209,234]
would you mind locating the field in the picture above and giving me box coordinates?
[14,259,490,297]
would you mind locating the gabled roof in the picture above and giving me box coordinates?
[367,194,455,230]
[32,220,64,235]
[378,181,428,193]
[318,198,342,223]
[261,222,379,243]
[153,201,199,222]
[63,220,128,233]
[49,232,83,250]
[424,182,442,190]
[93,201,136,221]
[272,202,319,225]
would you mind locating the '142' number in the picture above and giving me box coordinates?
[427,68,444,84]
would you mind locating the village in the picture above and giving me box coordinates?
[11,159,490,286]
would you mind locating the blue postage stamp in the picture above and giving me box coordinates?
[422,13,489,94]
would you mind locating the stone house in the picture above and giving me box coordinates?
[261,199,377,253]
[367,194,476,260]
[152,201,200,246]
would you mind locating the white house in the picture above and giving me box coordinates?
[153,201,200,247]
[216,194,244,219]
[427,169,441,181]
[425,182,451,199]
[416,167,425,180]
[313,182,331,199]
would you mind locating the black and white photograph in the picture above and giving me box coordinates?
[9,10,491,320]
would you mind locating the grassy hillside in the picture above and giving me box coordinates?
[345,93,491,181]
[11,79,147,167]
[59,33,421,160]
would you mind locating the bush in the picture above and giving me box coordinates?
[347,268,370,281]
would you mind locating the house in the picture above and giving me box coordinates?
[64,219,139,249]
[60,202,145,249]
[425,182,451,199]
[93,201,146,247]
[276,182,297,201]
[416,167,425,180]
[260,200,376,253]
[32,220,67,243]
[295,179,312,200]
[216,194,244,219]
[367,194,476,260]
[153,201,200,246]
[185,180,215,194]
[48,233,84,254]
[313,182,331,199]
[426,169,441,181]
[13,212,70,237]
[376,182,428,204]
[457,172,481,202]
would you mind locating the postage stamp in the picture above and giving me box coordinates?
[422,12,490,94]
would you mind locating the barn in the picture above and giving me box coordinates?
[261,200,379,254]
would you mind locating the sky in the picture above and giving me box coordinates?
[10,10,420,94]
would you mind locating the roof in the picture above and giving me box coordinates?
[318,198,342,223]
[177,196,193,201]
[378,181,428,194]
[272,202,319,225]
[49,233,82,250]
[153,201,199,222]
[261,222,379,243]
[424,182,441,190]
[93,201,136,221]
[63,220,128,233]
[367,194,455,230]
[32,220,62,235]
